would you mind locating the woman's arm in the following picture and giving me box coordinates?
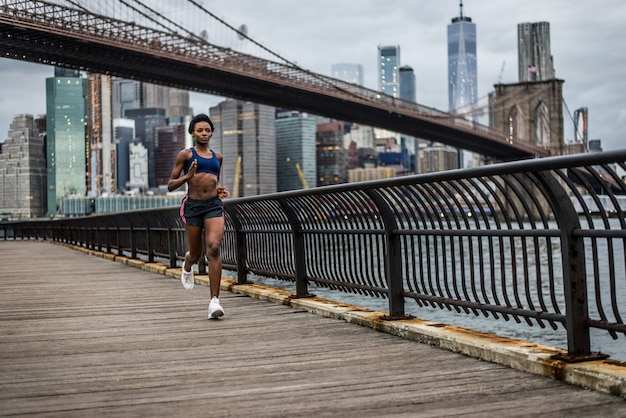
[215,151,230,198]
[168,149,194,192]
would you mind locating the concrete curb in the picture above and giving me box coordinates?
[70,243,626,399]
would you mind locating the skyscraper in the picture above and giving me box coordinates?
[210,99,276,197]
[399,66,416,103]
[331,63,364,86]
[377,45,403,171]
[378,45,400,98]
[128,140,149,191]
[275,110,316,192]
[0,114,47,218]
[447,1,477,119]
[154,123,185,187]
[113,118,135,191]
[45,68,87,215]
[167,88,193,118]
[124,107,167,189]
[420,145,459,173]
[112,79,142,120]
[111,79,192,120]
[86,73,114,196]
[316,122,347,186]
[518,22,554,82]
[399,65,417,172]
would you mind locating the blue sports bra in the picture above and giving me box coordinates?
[184,147,220,176]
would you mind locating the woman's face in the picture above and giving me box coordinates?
[193,121,212,141]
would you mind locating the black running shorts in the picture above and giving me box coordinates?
[180,195,223,226]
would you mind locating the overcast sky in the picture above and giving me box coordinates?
[1,0,624,151]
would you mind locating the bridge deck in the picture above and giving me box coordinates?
[0,241,623,417]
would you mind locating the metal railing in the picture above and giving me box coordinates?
[2,150,625,360]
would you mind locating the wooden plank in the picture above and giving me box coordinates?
[0,241,623,417]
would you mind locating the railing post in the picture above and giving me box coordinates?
[279,200,313,298]
[116,225,123,256]
[108,217,119,256]
[146,224,154,263]
[96,223,101,252]
[130,226,137,259]
[168,225,177,268]
[84,225,88,249]
[223,205,249,284]
[534,171,598,359]
[365,189,408,319]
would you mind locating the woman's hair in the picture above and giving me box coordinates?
[188,113,214,134]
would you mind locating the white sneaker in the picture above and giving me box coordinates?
[208,297,224,319]
[181,267,194,290]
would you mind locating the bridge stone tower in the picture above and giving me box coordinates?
[489,79,566,157]
[489,79,570,221]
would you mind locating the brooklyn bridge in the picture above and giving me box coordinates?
[0,0,549,160]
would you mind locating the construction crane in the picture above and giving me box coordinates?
[295,162,326,220]
[498,60,506,83]
[295,163,309,189]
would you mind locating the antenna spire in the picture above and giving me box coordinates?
[460,1,464,19]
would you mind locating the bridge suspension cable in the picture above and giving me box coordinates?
[62,0,374,107]
[183,0,298,69]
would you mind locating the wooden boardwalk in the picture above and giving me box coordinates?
[0,241,623,417]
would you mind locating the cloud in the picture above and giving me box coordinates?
[0,61,50,137]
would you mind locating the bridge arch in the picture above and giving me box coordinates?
[534,101,551,149]
[507,104,525,143]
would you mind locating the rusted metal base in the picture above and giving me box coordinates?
[551,352,610,363]
[380,314,415,321]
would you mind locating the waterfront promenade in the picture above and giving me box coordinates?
[0,240,624,417]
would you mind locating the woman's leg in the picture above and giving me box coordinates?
[203,216,225,298]
[184,224,203,271]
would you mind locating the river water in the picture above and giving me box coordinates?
[229,217,626,362]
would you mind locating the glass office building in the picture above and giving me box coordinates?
[113,119,135,191]
[275,111,316,192]
[399,65,417,172]
[45,68,87,215]
[378,45,400,98]
[447,5,477,119]
[399,66,416,103]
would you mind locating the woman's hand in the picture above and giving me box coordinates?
[187,159,198,179]
[217,187,230,198]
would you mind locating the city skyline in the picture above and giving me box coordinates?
[0,0,624,151]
